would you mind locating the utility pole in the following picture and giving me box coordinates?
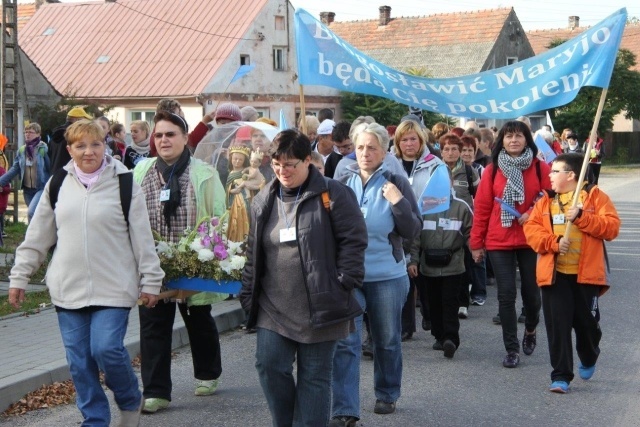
[1,0,20,223]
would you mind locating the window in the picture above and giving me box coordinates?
[130,110,155,127]
[507,56,518,66]
[240,54,250,66]
[275,16,285,30]
[273,47,286,71]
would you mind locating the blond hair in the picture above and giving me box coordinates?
[64,120,105,146]
[130,120,150,138]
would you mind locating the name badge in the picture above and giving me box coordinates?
[25,159,33,167]
[438,218,450,228]
[423,220,437,230]
[408,176,414,185]
[279,227,296,242]
[552,214,565,225]
[360,207,368,218]
[159,189,171,202]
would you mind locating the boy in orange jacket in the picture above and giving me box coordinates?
[524,153,620,394]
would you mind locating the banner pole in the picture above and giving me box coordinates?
[564,88,608,235]
[299,84,307,135]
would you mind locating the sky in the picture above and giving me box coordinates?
[19,1,638,32]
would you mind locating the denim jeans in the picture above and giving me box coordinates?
[488,249,540,353]
[332,275,409,418]
[465,246,487,299]
[57,307,140,426]
[255,328,337,427]
[22,187,42,221]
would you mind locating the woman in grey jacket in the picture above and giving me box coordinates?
[7,120,163,427]
[240,129,367,427]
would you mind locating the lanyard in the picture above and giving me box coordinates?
[279,186,302,229]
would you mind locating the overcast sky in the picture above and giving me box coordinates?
[18,0,639,32]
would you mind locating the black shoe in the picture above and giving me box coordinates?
[374,399,396,414]
[362,337,373,359]
[522,331,537,356]
[503,352,520,368]
[492,313,501,325]
[518,307,526,323]
[443,339,456,359]
[328,416,358,427]
[401,331,413,342]
[432,340,444,351]
[421,318,431,331]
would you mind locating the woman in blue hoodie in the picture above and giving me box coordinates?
[331,122,422,424]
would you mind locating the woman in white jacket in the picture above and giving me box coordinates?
[7,119,164,427]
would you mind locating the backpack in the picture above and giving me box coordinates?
[49,169,133,226]
[465,164,477,197]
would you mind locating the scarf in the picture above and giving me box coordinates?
[155,147,191,229]
[131,137,151,155]
[74,158,107,190]
[26,137,40,160]
[497,147,533,227]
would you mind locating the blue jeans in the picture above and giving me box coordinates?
[255,328,337,427]
[57,308,140,426]
[22,187,42,221]
[332,275,409,418]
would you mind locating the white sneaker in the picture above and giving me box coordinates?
[458,307,468,319]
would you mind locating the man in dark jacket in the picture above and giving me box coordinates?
[49,107,93,175]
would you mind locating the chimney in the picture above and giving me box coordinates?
[568,16,580,30]
[379,5,391,26]
[319,12,335,25]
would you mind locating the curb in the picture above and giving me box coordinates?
[0,301,246,413]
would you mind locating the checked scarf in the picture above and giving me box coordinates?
[497,147,533,227]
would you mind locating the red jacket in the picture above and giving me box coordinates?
[470,158,551,251]
[524,186,620,293]
[0,166,10,213]
[149,121,210,157]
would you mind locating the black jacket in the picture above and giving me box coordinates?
[324,151,343,179]
[240,166,367,329]
[49,122,71,175]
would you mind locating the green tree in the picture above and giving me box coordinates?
[30,95,114,139]
[546,38,640,139]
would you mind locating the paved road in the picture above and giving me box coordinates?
[1,169,639,426]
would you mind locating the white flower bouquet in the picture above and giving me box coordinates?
[155,215,246,285]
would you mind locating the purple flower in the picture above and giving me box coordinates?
[213,232,223,245]
[197,222,208,234]
[201,235,212,248]
[211,217,219,227]
[214,244,228,260]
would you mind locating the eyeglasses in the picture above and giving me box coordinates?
[271,159,302,171]
[550,170,571,174]
[25,130,38,134]
[153,131,178,139]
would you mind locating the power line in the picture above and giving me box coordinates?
[112,0,258,41]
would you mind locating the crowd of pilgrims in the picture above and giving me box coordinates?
[5,99,615,426]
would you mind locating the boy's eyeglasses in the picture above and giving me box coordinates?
[550,170,571,174]
[271,160,302,171]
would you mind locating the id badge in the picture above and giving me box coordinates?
[552,214,565,225]
[25,159,33,167]
[408,176,414,185]
[159,189,170,202]
[279,227,296,242]
[438,218,451,228]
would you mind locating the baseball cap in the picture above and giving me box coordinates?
[67,107,93,119]
[317,119,335,135]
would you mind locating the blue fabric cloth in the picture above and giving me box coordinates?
[332,276,410,417]
[255,328,337,426]
[57,307,140,426]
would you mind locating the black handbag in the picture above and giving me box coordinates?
[424,249,453,267]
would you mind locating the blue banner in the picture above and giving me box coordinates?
[419,164,451,215]
[230,64,256,83]
[294,8,626,119]
[534,134,557,163]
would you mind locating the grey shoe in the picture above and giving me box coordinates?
[119,397,143,427]
[328,416,358,427]
[374,399,396,414]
